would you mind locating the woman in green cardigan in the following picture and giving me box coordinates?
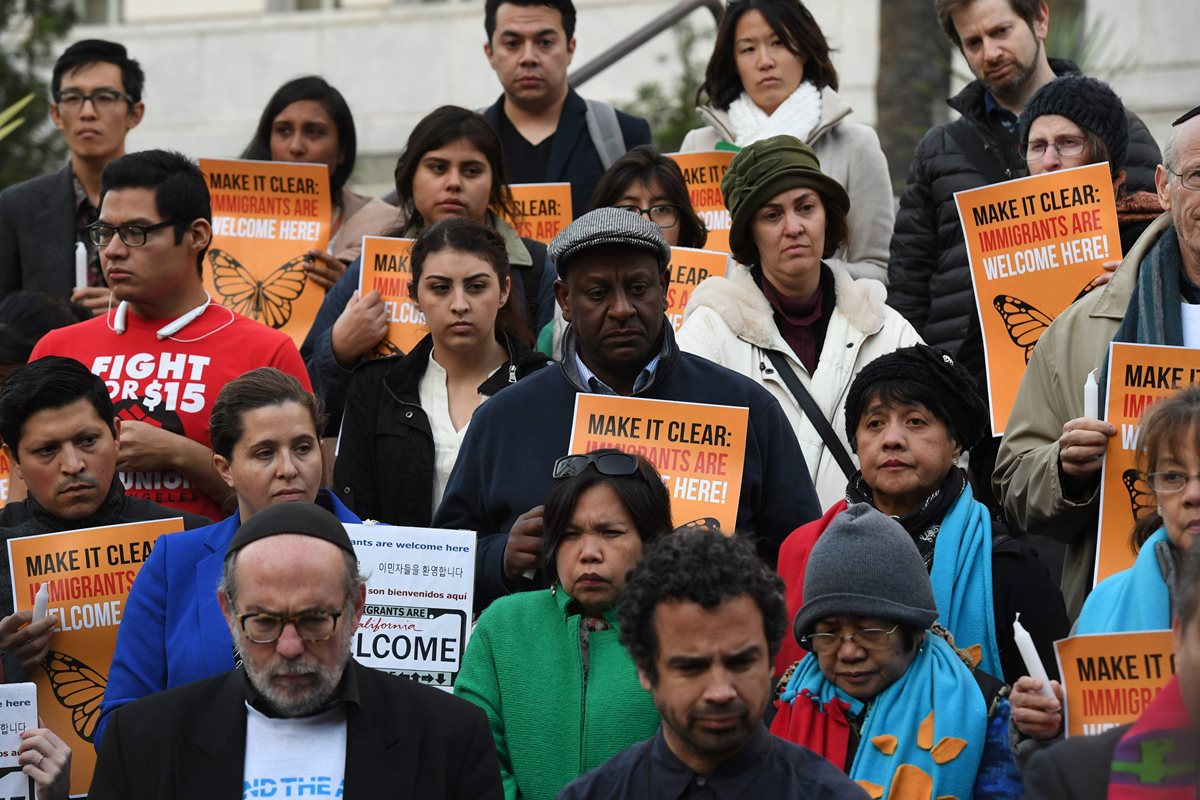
[455,450,671,800]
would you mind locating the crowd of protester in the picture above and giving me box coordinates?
[0,0,1197,796]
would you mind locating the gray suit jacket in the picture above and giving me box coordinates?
[0,164,79,301]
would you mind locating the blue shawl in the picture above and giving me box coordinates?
[931,484,1001,677]
[779,635,986,799]
[1076,527,1171,634]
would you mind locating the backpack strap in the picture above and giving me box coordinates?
[584,99,627,170]
[763,350,857,479]
[945,117,1012,185]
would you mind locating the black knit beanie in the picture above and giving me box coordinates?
[1018,75,1128,179]
[843,344,987,453]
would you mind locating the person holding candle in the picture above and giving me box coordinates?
[96,367,360,747]
[771,503,1022,798]
[774,344,1069,685]
[1010,386,1200,751]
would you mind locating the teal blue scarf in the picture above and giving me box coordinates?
[931,485,1001,677]
[1076,527,1171,634]
[779,635,985,799]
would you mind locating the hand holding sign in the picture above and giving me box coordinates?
[505,506,545,582]
[331,290,389,366]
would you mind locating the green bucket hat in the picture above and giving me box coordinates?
[721,135,851,264]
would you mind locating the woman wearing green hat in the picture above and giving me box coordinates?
[677,135,919,511]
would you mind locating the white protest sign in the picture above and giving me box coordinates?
[347,524,474,692]
[0,682,37,798]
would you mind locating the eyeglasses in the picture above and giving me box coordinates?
[1166,167,1200,192]
[54,88,133,113]
[86,220,175,247]
[553,452,640,479]
[799,624,900,654]
[235,609,344,644]
[1147,471,1200,494]
[1024,137,1087,161]
[615,204,680,229]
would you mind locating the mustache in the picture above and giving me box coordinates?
[56,475,98,493]
[689,701,749,722]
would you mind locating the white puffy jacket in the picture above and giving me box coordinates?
[677,262,921,510]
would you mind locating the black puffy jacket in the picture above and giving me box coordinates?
[887,60,1162,388]
[333,332,548,526]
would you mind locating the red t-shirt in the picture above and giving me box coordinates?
[30,304,312,521]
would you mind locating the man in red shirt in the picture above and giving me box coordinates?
[31,150,311,521]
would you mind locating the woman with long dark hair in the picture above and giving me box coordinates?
[242,76,398,282]
[333,219,547,525]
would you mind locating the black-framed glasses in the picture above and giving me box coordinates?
[86,220,175,247]
[1166,167,1200,192]
[54,88,133,113]
[235,609,344,644]
[614,204,681,229]
[553,452,640,480]
[1147,471,1200,494]
[799,624,900,654]
[1023,137,1086,162]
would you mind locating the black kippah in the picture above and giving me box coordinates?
[1175,105,1200,127]
[844,344,987,453]
[227,502,355,556]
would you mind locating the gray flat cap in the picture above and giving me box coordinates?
[548,207,672,277]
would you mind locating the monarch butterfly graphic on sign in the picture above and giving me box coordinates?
[43,650,106,743]
[1122,468,1156,523]
[209,248,309,329]
[992,282,1096,363]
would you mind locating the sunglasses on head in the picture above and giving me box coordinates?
[552,452,640,480]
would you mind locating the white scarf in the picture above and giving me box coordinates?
[726,80,823,148]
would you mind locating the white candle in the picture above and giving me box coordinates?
[74,241,87,289]
[1013,613,1056,698]
[1083,369,1098,420]
[32,583,49,622]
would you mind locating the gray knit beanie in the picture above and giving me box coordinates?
[792,503,939,643]
[1017,75,1128,179]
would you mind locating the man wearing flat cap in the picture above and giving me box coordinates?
[996,106,1200,618]
[435,207,819,610]
[90,502,503,799]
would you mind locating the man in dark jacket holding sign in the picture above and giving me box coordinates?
[434,207,819,611]
[886,0,1160,511]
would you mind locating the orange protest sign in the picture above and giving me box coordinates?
[199,158,332,348]
[666,247,728,332]
[568,395,748,533]
[358,236,425,357]
[8,518,186,796]
[668,151,734,253]
[507,183,572,244]
[957,163,1120,434]
[1095,343,1200,583]
[1054,630,1174,738]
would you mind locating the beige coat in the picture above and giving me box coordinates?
[993,213,1173,618]
[680,87,894,285]
[330,189,402,263]
[677,262,920,510]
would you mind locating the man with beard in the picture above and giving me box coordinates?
[559,529,864,798]
[0,357,207,663]
[886,0,1161,513]
[90,502,503,799]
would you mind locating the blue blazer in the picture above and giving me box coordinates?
[97,491,359,747]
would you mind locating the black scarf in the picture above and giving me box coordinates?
[847,467,968,569]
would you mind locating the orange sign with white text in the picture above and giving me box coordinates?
[200,158,331,348]
[0,449,10,508]
[958,163,1120,434]
[507,183,572,244]
[666,247,728,332]
[668,151,734,254]
[1055,630,1174,738]
[1096,343,1200,584]
[359,236,424,357]
[8,518,186,796]
[568,394,748,534]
